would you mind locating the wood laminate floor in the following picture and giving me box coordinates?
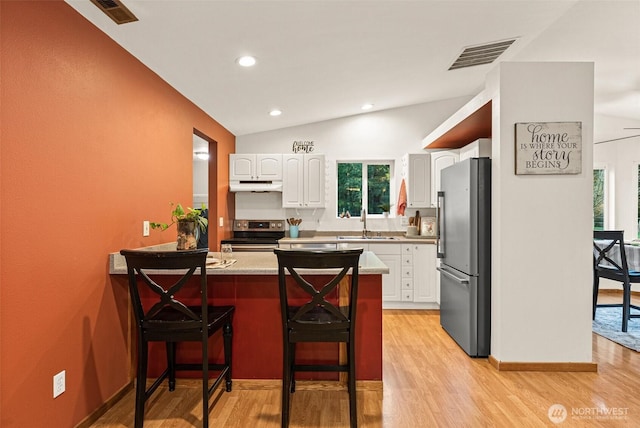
[88,293,640,427]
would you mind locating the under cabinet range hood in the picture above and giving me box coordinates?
[229,181,283,192]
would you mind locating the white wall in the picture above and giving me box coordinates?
[193,133,209,208]
[488,62,594,363]
[234,96,471,233]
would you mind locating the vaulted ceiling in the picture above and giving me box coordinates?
[66,0,639,142]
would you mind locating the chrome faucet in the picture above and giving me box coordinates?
[361,209,368,238]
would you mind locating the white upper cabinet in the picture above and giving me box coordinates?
[282,154,325,208]
[459,138,491,161]
[401,153,431,208]
[230,154,282,181]
[430,150,459,207]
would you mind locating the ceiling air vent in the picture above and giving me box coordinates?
[449,38,517,70]
[90,0,138,25]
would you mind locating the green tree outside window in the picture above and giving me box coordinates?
[593,169,604,231]
[337,162,391,217]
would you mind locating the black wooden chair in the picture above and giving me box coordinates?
[593,230,640,331]
[120,248,234,428]
[274,248,364,428]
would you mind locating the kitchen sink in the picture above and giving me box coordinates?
[336,235,397,240]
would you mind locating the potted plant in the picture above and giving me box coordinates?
[379,203,392,217]
[151,203,208,250]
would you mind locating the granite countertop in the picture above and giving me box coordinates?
[109,245,389,276]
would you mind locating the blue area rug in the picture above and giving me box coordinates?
[592,307,640,352]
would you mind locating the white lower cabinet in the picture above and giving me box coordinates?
[369,243,402,302]
[374,242,438,308]
[413,244,437,302]
[277,240,437,308]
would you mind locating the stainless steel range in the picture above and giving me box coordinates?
[221,219,285,252]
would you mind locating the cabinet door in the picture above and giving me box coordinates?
[377,254,402,302]
[407,154,430,208]
[282,155,304,207]
[256,154,282,180]
[229,154,255,180]
[282,154,325,208]
[304,154,325,207]
[459,138,491,161]
[413,244,437,302]
[430,151,459,207]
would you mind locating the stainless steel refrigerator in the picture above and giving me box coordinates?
[436,157,491,357]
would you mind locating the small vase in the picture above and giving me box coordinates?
[177,220,198,250]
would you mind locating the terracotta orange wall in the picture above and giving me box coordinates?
[0,1,234,426]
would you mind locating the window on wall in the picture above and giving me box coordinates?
[337,161,391,217]
[637,165,640,238]
[593,168,605,231]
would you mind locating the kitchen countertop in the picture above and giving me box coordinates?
[109,244,389,275]
[278,235,437,245]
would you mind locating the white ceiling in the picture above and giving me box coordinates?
[66,0,639,139]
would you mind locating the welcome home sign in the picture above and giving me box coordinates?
[515,122,582,175]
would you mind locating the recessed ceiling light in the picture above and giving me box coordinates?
[237,56,257,67]
[269,109,282,116]
[361,103,374,110]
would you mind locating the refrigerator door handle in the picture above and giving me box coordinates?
[437,266,469,284]
[437,191,445,258]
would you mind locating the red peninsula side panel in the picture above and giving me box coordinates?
[143,274,383,381]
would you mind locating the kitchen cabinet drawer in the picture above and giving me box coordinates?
[402,255,413,266]
[401,266,413,278]
[402,290,414,301]
[402,278,413,290]
[402,244,414,254]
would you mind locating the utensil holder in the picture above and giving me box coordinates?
[289,225,299,238]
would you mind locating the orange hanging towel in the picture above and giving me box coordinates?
[397,178,407,216]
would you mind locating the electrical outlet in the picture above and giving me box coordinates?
[53,370,65,398]
[143,220,150,237]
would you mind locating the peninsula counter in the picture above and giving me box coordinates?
[109,247,388,381]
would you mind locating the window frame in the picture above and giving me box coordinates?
[336,160,394,218]
[593,163,609,231]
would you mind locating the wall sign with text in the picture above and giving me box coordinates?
[515,122,582,175]
[292,140,314,153]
